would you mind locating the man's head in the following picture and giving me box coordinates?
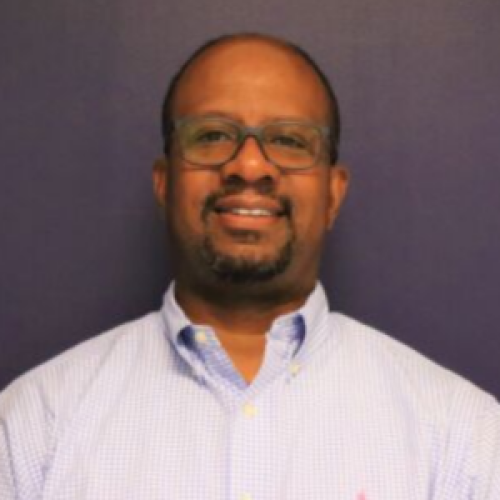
[161,34,342,164]
[153,33,348,304]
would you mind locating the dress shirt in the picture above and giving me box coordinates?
[1,282,499,500]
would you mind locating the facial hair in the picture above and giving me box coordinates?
[196,187,295,284]
[198,230,295,284]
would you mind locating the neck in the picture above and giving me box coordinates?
[174,278,313,383]
[175,278,310,335]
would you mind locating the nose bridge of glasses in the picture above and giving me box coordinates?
[233,125,271,164]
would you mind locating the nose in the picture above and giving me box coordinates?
[220,136,280,191]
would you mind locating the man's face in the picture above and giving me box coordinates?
[155,39,348,295]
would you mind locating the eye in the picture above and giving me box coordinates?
[193,129,233,144]
[269,134,307,150]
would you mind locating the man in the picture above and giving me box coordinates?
[1,33,499,500]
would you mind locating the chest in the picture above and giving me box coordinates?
[42,372,435,500]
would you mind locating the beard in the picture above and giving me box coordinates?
[170,179,296,286]
[196,186,295,284]
[197,229,295,284]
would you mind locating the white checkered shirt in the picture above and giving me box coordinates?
[1,283,499,499]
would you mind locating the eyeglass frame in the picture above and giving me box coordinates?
[164,116,339,170]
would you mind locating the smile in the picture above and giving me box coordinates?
[214,207,279,217]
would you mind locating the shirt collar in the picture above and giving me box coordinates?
[160,281,331,357]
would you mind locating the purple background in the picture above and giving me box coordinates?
[1,0,499,396]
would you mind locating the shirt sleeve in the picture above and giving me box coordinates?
[0,417,16,499]
[472,396,500,499]
[431,386,500,500]
[0,377,54,500]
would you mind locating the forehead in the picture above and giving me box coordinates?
[171,39,331,124]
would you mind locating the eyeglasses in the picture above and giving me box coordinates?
[170,116,333,170]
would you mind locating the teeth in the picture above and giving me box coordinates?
[229,208,273,217]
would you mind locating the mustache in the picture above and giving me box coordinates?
[202,186,293,221]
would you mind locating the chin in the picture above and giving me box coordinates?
[200,236,294,284]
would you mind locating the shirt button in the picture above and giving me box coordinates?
[240,493,253,500]
[242,402,257,418]
[194,330,208,345]
[289,362,301,375]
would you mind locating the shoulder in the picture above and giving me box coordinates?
[328,312,496,416]
[0,311,167,430]
[328,312,500,493]
[0,311,172,498]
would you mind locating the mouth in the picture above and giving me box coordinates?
[208,195,291,231]
[213,206,284,217]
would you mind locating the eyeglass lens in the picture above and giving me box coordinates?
[177,118,323,169]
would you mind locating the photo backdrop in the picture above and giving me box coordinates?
[1,0,499,396]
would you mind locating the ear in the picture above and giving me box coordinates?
[152,157,168,208]
[326,164,349,229]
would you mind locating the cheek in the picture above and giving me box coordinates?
[290,178,332,236]
[168,174,214,230]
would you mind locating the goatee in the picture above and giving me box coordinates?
[199,232,295,284]
[195,180,295,284]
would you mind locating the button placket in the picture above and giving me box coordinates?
[242,401,258,418]
[229,394,262,500]
[289,362,301,376]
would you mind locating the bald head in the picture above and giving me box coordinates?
[161,34,341,163]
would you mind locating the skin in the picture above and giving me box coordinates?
[153,37,349,382]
